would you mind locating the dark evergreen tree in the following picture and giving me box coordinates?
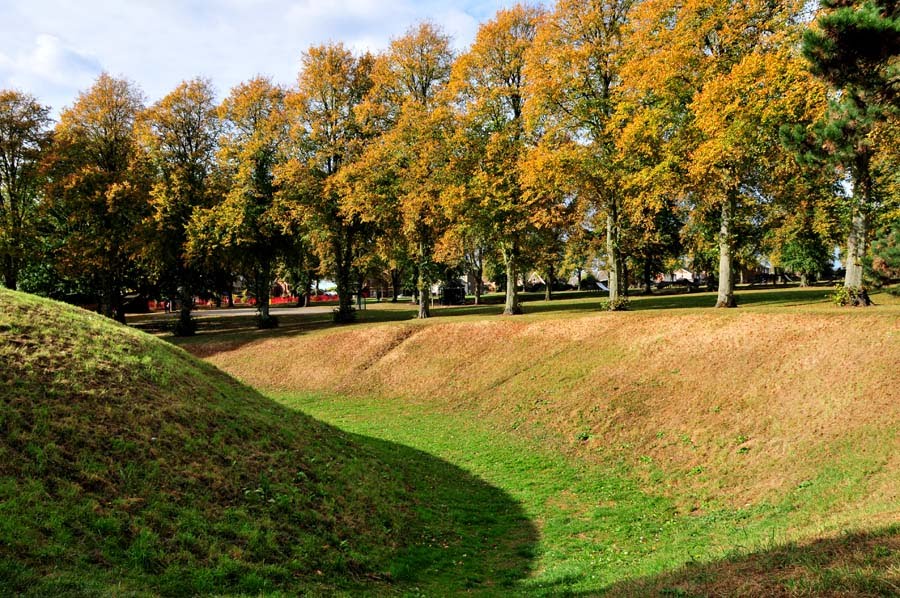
[802,0,899,290]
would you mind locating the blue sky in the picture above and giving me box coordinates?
[1,0,524,116]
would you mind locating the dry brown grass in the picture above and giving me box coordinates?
[198,308,899,518]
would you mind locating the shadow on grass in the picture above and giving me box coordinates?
[341,430,540,593]
[439,286,834,317]
[138,306,417,357]
[534,525,899,597]
[1,347,538,595]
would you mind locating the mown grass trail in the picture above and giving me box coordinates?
[281,393,899,596]
[188,285,898,595]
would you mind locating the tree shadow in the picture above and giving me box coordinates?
[339,430,540,593]
[135,307,416,357]
[535,525,899,597]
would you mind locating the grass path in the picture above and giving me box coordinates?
[179,285,898,595]
[277,393,897,596]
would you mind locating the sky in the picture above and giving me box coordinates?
[0,0,525,117]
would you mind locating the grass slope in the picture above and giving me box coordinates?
[289,394,899,596]
[201,292,900,515]
[0,288,536,595]
[191,287,899,594]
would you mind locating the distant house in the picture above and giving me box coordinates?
[657,268,696,283]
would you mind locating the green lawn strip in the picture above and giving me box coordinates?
[156,285,900,345]
[277,392,868,595]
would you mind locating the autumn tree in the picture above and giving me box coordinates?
[623,0,823,307]
[138,78,220,335]
[526,0,634,306]
[343,22,455,318]
[0,90,52,290]
[188,77,289,327]
[802,0,899,290]
[280,44,373,323]
[691,49,827,305]
[624,199,683,294]
[518,137,581,301]
[763,149,842,287]
[866,220,900,287]
[43,73,149,321]
[451,4,546,315]
[769,209,834,286]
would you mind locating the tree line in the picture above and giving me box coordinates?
[0,0,897,332]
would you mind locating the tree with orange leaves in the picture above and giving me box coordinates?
[451,4,546,315]
[525,0,634,306]
[42,73,149,321]
[279,44,374,323]
[138,78,221,335]
[187,77,289,327]
[342,22,455,319]
[622,0,826,307]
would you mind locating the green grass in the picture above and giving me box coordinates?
[0,288,538,595]
[4,285,898,595]
[185,283,898,594]
[278,392,900,596]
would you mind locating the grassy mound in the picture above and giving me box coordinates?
[0,289,534,595]
[188,290,899,594]
[201,297,899,524]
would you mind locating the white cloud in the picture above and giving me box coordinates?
[0,34,102,111]
[0,0,530,114]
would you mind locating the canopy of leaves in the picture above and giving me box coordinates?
[41,73,149,317]
[0,90,52,288]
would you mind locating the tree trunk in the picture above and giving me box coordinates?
[390,268,401,302]
[255,264,272,325]
[334,238,355,323]
[2,255,17,290]
[176,284,194,336]
[113,301,126,324]
[417,278,430,318]
[417,239,430,319]
[299,275,309,307]
[104,277,125,323]
[258,292,270,320]
[545,264,554,301]
[101,275,115,319]
[503,243,521,315]
[715,196,737,308]
[643,257,653,295]
[336,269,353,320]
[844,206,867,288]
[606,211,624,303]
[473,266,483,305]
[799,272,809,287]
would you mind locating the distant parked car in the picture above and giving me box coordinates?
[656,279,700,292]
